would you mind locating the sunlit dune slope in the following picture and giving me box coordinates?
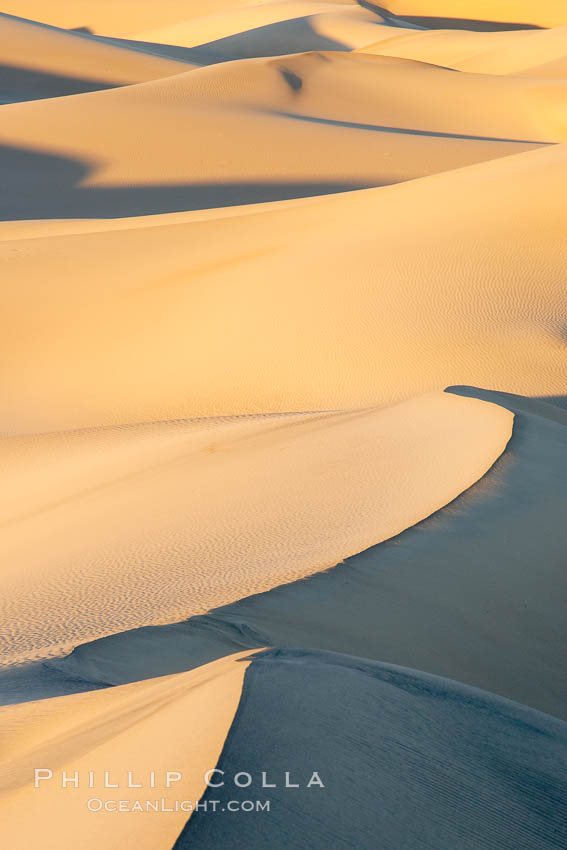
[0,651,254,850]
[359,22,567,77]
[0,52,556,223]
[0,0,307,37]
[0,13,194,105]
[0,393,511,664]
[0,143,565,430]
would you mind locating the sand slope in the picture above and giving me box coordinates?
[360,22,567,76]
[0,13,193,105]
[40,389,567,719]
[0,651,253,850]
[0,0,286,37]
[374,0,567,29]
[0,392,511,665]
[0,52,554,225]
[1,142,565,431]
[177,648,567,849]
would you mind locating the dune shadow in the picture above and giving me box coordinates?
[535,394,567,410]
[358,0,544,31]
[0,63,121,105]
[97,16,348,67]
[194,15,348,61]
[0,143,383,220]
[274,111,552,145]
[95,35,226,66]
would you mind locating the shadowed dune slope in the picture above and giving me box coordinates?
[45,390,567,720]
[0,13,193,105]
[0,143,565,430]
[175,648,567,850]
[0,651,254,850]
[0,392,511,665]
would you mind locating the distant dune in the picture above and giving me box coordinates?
[0,3,566,849]
[0,13,193,105]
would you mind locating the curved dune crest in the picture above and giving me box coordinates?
[0,392,511,664]
[42,390,567,719]
[130,2,376,51]
[0,650,253,850]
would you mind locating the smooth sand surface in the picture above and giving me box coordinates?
[0,651,254,850]
[0,392,511,664]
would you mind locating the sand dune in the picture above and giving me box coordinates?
[0,0,286,37]
[0,651,253,850]
[176,648,567,849]
[0,392,511,664]
[0,13,193,105]
[373,0,567,29]
[39,389,567,720]
[0,52,554,225]
[1,4,567,849]
[130,2,385,57]
[359,22,567,76]
[1,142,565,431]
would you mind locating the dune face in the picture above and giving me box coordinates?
[175,649,567,850]
[0,392,512,665]
[0,651,254,850]
[34,390,567,721]
[0,13,193,105]
[1,2,566,850]
[1,143,566,429]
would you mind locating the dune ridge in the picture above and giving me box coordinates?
[0,12,193,105]
[30,389,567,720]
[0,392,511,665]
[0,651,255,850]
[175,648,567,849]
